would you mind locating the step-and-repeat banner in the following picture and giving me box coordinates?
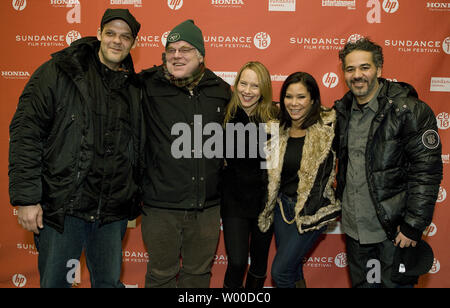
[1,0,449,288]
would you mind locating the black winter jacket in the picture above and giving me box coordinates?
[221,107,268,219]
[140,65,231,210]
[334,79,443,241]
[9,37,145,232]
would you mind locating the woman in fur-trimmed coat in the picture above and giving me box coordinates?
[258,72,341,288]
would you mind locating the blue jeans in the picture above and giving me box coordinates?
[34,216,128,288]
[271,193,324,288]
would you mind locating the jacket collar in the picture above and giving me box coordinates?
[151,64,221,88]
[50,36,136,82]
[259,108,339,233]
[335,78,419,116]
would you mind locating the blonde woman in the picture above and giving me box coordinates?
[221,61,278,288]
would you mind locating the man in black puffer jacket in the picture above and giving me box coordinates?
[9,9,144,288]
[334,38,442,288]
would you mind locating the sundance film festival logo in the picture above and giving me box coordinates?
[436,112,450,130]
[443,37,450,54]
[334,253,348,268]
[123,250,149,263]
[16,34,66,47]
[168,0,183,10]
[254,32,271,50]
[290,36,358,51]
[136,32,168,48]
[348,34,363,42]
[12,0,26,11]
[385,38,444,54]
[205,32,271,50]
[430,259,440,274]
[66,30,81,46]
[437,186,447,203]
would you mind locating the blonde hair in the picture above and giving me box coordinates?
[224,61,277,125]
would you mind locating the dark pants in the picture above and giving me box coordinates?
[141,206,221,288]
[222,216,273,288]
[34,216,128,288]
[271,193,324,288]
[345,235,414,288]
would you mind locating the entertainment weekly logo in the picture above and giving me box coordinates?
[322,0,356,10]
[215,71,288,86]
[110,0,143,7]
[268,0,296,11]
[430,77,450,92]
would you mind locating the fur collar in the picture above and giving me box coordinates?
[258,108,340,233]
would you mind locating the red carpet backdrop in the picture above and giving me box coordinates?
[1,0,449,288]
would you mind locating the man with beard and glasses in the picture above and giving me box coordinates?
[333,38,442,288]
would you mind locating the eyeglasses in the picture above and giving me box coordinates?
[165,47,196,56]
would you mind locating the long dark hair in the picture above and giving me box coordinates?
[279,72,322,129]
